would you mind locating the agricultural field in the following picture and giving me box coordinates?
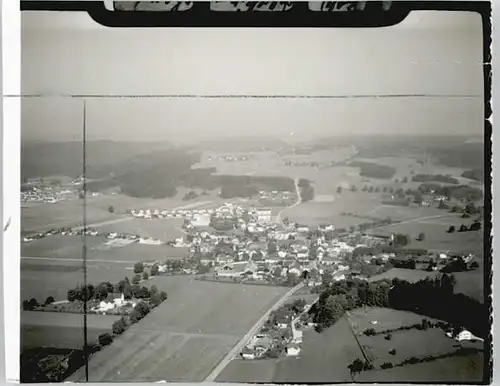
[216,358,279,383]
[359,328,462,367]
[356,352,485,383]
[368,267,484,302]
[21,198,117,233]
[369,268,441,284]
[21,190,220,233]
[21,311,120,350]
[282,192,382,228]
[353,156,475,187]
[368,212,483,254]
[65,279,289,382]
[21,260,132,302]
[97,218,185,241]
[348,307,442,334]
[347,307,485,382]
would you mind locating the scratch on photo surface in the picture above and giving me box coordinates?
[4,216,11,232]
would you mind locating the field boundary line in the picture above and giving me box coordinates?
[345,310,372,365]
[21,256,132,264]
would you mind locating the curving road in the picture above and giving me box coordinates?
[204,281,304,382]
[276,177,302,226]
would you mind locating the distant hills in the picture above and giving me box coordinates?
[22,140,294,199]
[21,140,175,179]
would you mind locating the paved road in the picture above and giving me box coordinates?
[204,282,304,382]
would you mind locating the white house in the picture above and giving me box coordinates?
[286,344,301,356]
[256,209,272,223]
[241,347,255,360]
[191,214,211,227]
[456,330,482,342]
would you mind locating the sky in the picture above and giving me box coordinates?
[21,10,484,143]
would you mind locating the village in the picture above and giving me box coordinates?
[21,197,482,369]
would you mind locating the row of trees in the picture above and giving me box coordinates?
[310,275,487,338]
[447,221,482,233]
[22,296,55,311]
[66,278,167,303]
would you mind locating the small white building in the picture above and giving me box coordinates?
[256,209,272,223]
[191,214,211,227]
[286,344,301,356]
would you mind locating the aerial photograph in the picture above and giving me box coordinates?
[19,3,489,384]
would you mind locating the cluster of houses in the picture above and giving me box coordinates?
[22,226,163,246]
[207,154,253,162]
[240,299,316,360]
[21,185,77,205]
[259,190,296,206]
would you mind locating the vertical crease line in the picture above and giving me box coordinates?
[82,99,89,382]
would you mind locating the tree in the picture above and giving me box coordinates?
[134,262,144,274]
[273,266,283,278]
[459,224,468,232]
[94,283,109,301]
[132,275,141,285]
[393,234,410,247]
[112,319,126,335]
[142,272,149,280]
[108,205,115,213]
[67,289,77,302]
[98,333,113,346]
[44,296,55,305]
[150,293,162,308]
[150,264,159,276]
[447,225,455,233]
[123,286,132,300]
[350,185,357,192]
[135,301,150,317]
[337,186,343,194]
[469,221,481,231]
[322,271,333,286]
[417,232,425,241]
[402,176,408,183]
[348,358,365,376]
[286,272,299,286]
[160,291,168,301]
[129,309,142,324]
[150,285,158,296]
[368,186,374,193]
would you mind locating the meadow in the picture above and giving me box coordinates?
[347,307,442,334]
[21,190,220,233]
[216,358,279,383]
[21,311,121,350]
[355,352,484,383]
[368,212,483,254]
[65,278,289,382]
[97,218,185,241]
[347,307,485,382]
